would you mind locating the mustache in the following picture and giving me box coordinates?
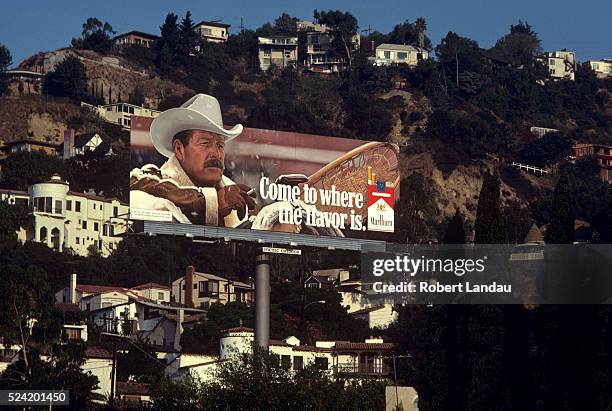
[204,159,223,168]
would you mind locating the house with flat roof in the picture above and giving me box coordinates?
[113,31,159,48]
[541,50,576,80]
[195,21,230,43]
[81,101,160,129]
[374,43,428,67]
[258,36,298,71]
[586,59,612,78]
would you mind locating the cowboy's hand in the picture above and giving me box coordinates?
[217,184,257,220]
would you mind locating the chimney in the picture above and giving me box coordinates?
[63,129,75,159]
[185,266,195,307]
[70,273,77,304]
[174,308,184,351]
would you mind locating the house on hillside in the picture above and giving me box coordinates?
[116,382,151,406]
[304,268,350,289]
[82,347,114,402]
[304,25,360,74]
[171,266,253,308]
[541,50,576,80]
[81,102,160,130]
[374,44,428,67]
[168,327,395,382]
[0,138,60,156]
[58,130,108,159]
[0,175,128,256]
[195,21,230,43]
[113,31,159,48]
[350,305,398,329]
[258,36,299,71]
[586,59,612,78]
[573,143,612,182]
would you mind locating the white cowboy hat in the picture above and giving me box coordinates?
[150,93,243,158]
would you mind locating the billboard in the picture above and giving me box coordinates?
[129,95,399,240]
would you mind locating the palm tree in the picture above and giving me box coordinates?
[415,17,427,50]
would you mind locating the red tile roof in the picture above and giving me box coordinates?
[334,342,394,351]
[76,284,128,294]
[131,282,170,291]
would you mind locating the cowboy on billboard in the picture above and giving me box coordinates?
[130,94,257,227]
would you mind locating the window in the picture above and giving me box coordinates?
[94,222,99,231]
[82,220,87,230]
[103,224,108,236]
[75,201,81,212]
[76,237,80,245]
[549,58,555,66]
[45,197,52,213]
[114,206,118,217]
[93,203,96,210]
[158,292,164,300]
[263,48,271,57]
[86,303,91,310]
[64,328,81,340]
[315,357,328,370]
[66,200,72,211]
[397,52,407,60]
[55,200,62,214]
[281,355,291,370]
[384,51,391,59]
[293,356,303,370]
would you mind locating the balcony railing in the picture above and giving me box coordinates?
[334,363,391,376]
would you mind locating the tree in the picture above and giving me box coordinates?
[0,150,72,190]
[0,43,12,96]
[443,208,466,244]
[71,17,115,54]
[43,54,88,102]
[314,9,359,66]
[492,21,542,67]
[474,170,506,243]
[545,172,575,243]
[394,172,438,243]
[415,17,427,50]
[0,200,28,241]
[178,11,198,62]
[435,32,483,87]
[156,13,180,75]
[518,131,572,168]
[274,13,298,34]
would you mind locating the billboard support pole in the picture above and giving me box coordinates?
[254,252,270,353]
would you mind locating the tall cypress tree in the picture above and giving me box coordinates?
[178,11,198,61]
[545,172,575,244]
[443,208,466,244]
[474,170,506,244]
[156,13,180,73]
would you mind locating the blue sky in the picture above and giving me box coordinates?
[1,0,610,67]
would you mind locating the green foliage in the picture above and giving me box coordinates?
[386,19,432,50]
[435,32,484,86]
[492,21,542,67]
[0,200,28,240]
[151,351,387,410]
[70,17,115,54]
[474,170,506,244]
[43,55,88,102]
[178,11,198,64]
[0,150,72,190]
[156,13,180,76]
[518,131,572,167]
[314,9,359,65]
[442,208,466,244]
[545,172,575,243]
[0,43,12,96]
[394,172,438,243]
